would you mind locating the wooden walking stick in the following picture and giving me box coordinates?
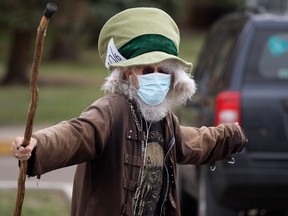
[14,3,57,216]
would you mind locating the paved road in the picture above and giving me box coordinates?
[0,155,76,183]
[0,155,76,199]
[0,125,49,154]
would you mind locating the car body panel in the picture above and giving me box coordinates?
[180,11,288,215]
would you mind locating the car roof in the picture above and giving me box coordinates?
[219,10,288,25]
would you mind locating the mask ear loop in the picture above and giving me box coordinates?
[128,70,139,100]
[129,71,140,91]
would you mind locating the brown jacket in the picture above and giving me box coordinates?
[28,93,246,216]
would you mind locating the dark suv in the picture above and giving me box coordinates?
[179,10,288,216]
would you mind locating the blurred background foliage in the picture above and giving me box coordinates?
[0,0,245,85]
[0,0,246,126]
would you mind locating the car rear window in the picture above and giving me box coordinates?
[245,30,288,81]
[195,18,246,95]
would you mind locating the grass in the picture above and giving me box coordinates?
[0,52,108,126]
[0,29,206,126]
[0,189,70,216]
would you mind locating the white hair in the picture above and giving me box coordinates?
[101,60,197,121]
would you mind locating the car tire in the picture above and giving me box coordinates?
[180,188,198,216]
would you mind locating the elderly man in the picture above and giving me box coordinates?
[11,7,247,216]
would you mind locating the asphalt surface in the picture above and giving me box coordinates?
[0,125,76,200]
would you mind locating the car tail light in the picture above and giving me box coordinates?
[215,91,241,125]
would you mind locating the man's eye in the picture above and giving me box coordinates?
[142,67,154,74]
[158,69,169,74]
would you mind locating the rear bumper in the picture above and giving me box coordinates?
[210,165,288,210]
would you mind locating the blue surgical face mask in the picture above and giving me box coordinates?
[136,72,171,105]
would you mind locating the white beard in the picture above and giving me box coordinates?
[133,90,172,122]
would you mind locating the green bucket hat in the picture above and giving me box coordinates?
[98,7,193,73]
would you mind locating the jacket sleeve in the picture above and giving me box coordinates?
[175,117,247,165]
[27,97,113,177]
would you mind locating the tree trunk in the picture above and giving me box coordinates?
[49,32,78,61]
[1,30,34,85]
[49,0,80,61]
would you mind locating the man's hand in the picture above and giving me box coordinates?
[11,137,37,161]
[233,122,248,153]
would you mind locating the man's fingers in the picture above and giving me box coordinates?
[11,137,37,161]
[13,147,32,161]
[14,152,32,161]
